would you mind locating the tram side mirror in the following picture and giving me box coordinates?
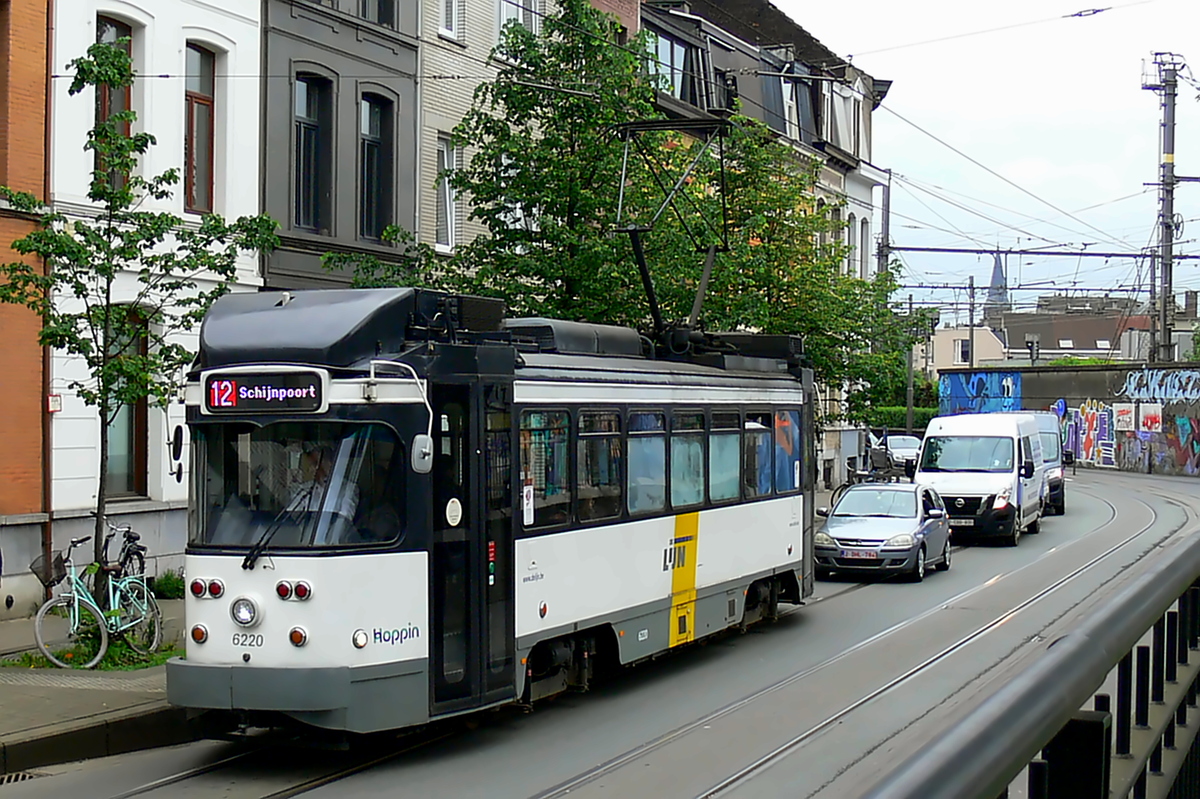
[170,425,184,462]
[411,434,434,474]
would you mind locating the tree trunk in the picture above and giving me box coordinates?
[94,402,110,609]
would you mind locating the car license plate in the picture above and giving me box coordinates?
[840,549,878,559]
[949,518,975,527]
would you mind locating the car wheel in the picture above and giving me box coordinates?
[909,545,926,582]
[935,538,952,571]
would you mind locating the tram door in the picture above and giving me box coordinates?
[430,383,515,712]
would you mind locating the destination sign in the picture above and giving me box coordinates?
[203,371,324,414]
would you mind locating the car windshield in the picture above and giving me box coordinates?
[191,422,405,548]
[887,436,921,450]
[919,435,1015,473]
[833,489,917,518]
[1040,432,1061,461]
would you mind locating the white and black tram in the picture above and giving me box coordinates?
[167,287,816,733]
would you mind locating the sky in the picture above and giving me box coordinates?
[773,0,1200,326]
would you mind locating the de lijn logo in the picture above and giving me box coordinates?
[373,624,421,646]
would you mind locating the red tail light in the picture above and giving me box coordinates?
[190,579,207,598]
[294,581,312,601]
[207,580,225,598]
[276,581,293,599]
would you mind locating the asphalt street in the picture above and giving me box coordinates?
[7,470,1197,799]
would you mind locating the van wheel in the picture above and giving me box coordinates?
[1027,516,1041,535]
[1006,525,1021,547]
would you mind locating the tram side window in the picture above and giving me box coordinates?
[744,412,774,499]
[519,410,571,528]
[709,412,741,502]
[578,411,622,521]
[671,411,705,508]
[628,411,666,514]
[774,410,801,494]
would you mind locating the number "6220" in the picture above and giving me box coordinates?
[232,633,263,648]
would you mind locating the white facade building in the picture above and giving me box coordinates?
[25,0,264,606]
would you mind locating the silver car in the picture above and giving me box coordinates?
[886,434,922,467]
[814,483,952,582]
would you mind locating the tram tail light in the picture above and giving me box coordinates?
[191,624,208,644]
[293,581,312,601]
[190,579,207,598]
[208,580,225,598]
[276,581,293,600]
[289,627,308,647]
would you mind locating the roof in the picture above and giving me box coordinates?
[682,0,890,105]
[997,312,1151,351]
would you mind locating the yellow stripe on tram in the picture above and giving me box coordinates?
[668,512,700,647]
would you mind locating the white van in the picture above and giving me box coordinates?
[911,413,1046,546]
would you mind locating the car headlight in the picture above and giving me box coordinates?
[1047,466,1063,481]
[814,532,836,547]
[230,597,258,627]
[993,488,1012,510]
[884,533,915,548]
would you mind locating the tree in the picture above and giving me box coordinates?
[337,0,910,425]
[0,39,277,583]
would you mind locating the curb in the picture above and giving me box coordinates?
[0,702,201,776]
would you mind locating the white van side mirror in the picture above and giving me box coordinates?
[412,434,433,474]
[1021,461,1035,479]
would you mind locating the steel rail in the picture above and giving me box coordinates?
[531,485,1144,799]
[856,492,1200,799]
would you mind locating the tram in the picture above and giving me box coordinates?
[166,287,816,733]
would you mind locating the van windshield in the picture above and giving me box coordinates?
[919,436,1014,473]
[1040,432,1061,461]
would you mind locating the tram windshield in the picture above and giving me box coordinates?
[192,422,405,548]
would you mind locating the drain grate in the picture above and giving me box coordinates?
[0,771,46,785]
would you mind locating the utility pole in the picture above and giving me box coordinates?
[968,275,976,369]
[906,293,914,435]
[877,169,892,275]
[1148,252,1158,362]
[1145,54,1185,361]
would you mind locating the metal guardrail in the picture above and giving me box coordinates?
[861,526,1200,799]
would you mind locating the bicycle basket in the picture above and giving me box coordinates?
[30,552,66,588]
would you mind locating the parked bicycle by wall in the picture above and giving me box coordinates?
[29,532,162,669]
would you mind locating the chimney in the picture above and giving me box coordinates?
[1186,291,1197,319]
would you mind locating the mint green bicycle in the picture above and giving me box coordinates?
[31,534,163,669]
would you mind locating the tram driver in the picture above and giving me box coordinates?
[287,445,360,543]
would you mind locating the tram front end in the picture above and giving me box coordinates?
[167,288,447,734]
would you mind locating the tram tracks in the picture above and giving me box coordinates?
[531,482,1197,799]
[102,477,1198,799]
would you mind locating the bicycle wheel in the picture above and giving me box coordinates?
[121,549,145,577]
[118,580,163,654]
[34,595,108,669]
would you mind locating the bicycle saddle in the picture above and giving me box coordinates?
[124,531,141,542]
[100,563,124,574]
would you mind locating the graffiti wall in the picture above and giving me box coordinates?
[939,372,1022,415]
[938,365,1200,477]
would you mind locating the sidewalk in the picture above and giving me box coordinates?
[0,599,200,775]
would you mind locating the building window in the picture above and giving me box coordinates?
[647,29,700,105]
[1097,339,1111,350]
[442,0,459,36]
[360,95,392,241]
[96,16,133,187]
[294,75,332,233]
[184,44,215,214]
[1058,339,1074,349]
[106,312,148,498]
[436,135,456,249]
[500,0,537,34]
[860,219,871,279]
[359,0,395,27]
[954,338,971,365]
[846,213,857,276]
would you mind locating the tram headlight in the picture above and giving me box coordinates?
[352,629,368,649]
[231,597,259,627]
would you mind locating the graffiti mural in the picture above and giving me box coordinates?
[939,372,1022,415]
[1118,369,1200,405]
[1061,399,1117,468]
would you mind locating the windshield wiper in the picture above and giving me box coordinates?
[242,483,317,570]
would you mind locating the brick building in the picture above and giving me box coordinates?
[0,0,49,615]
